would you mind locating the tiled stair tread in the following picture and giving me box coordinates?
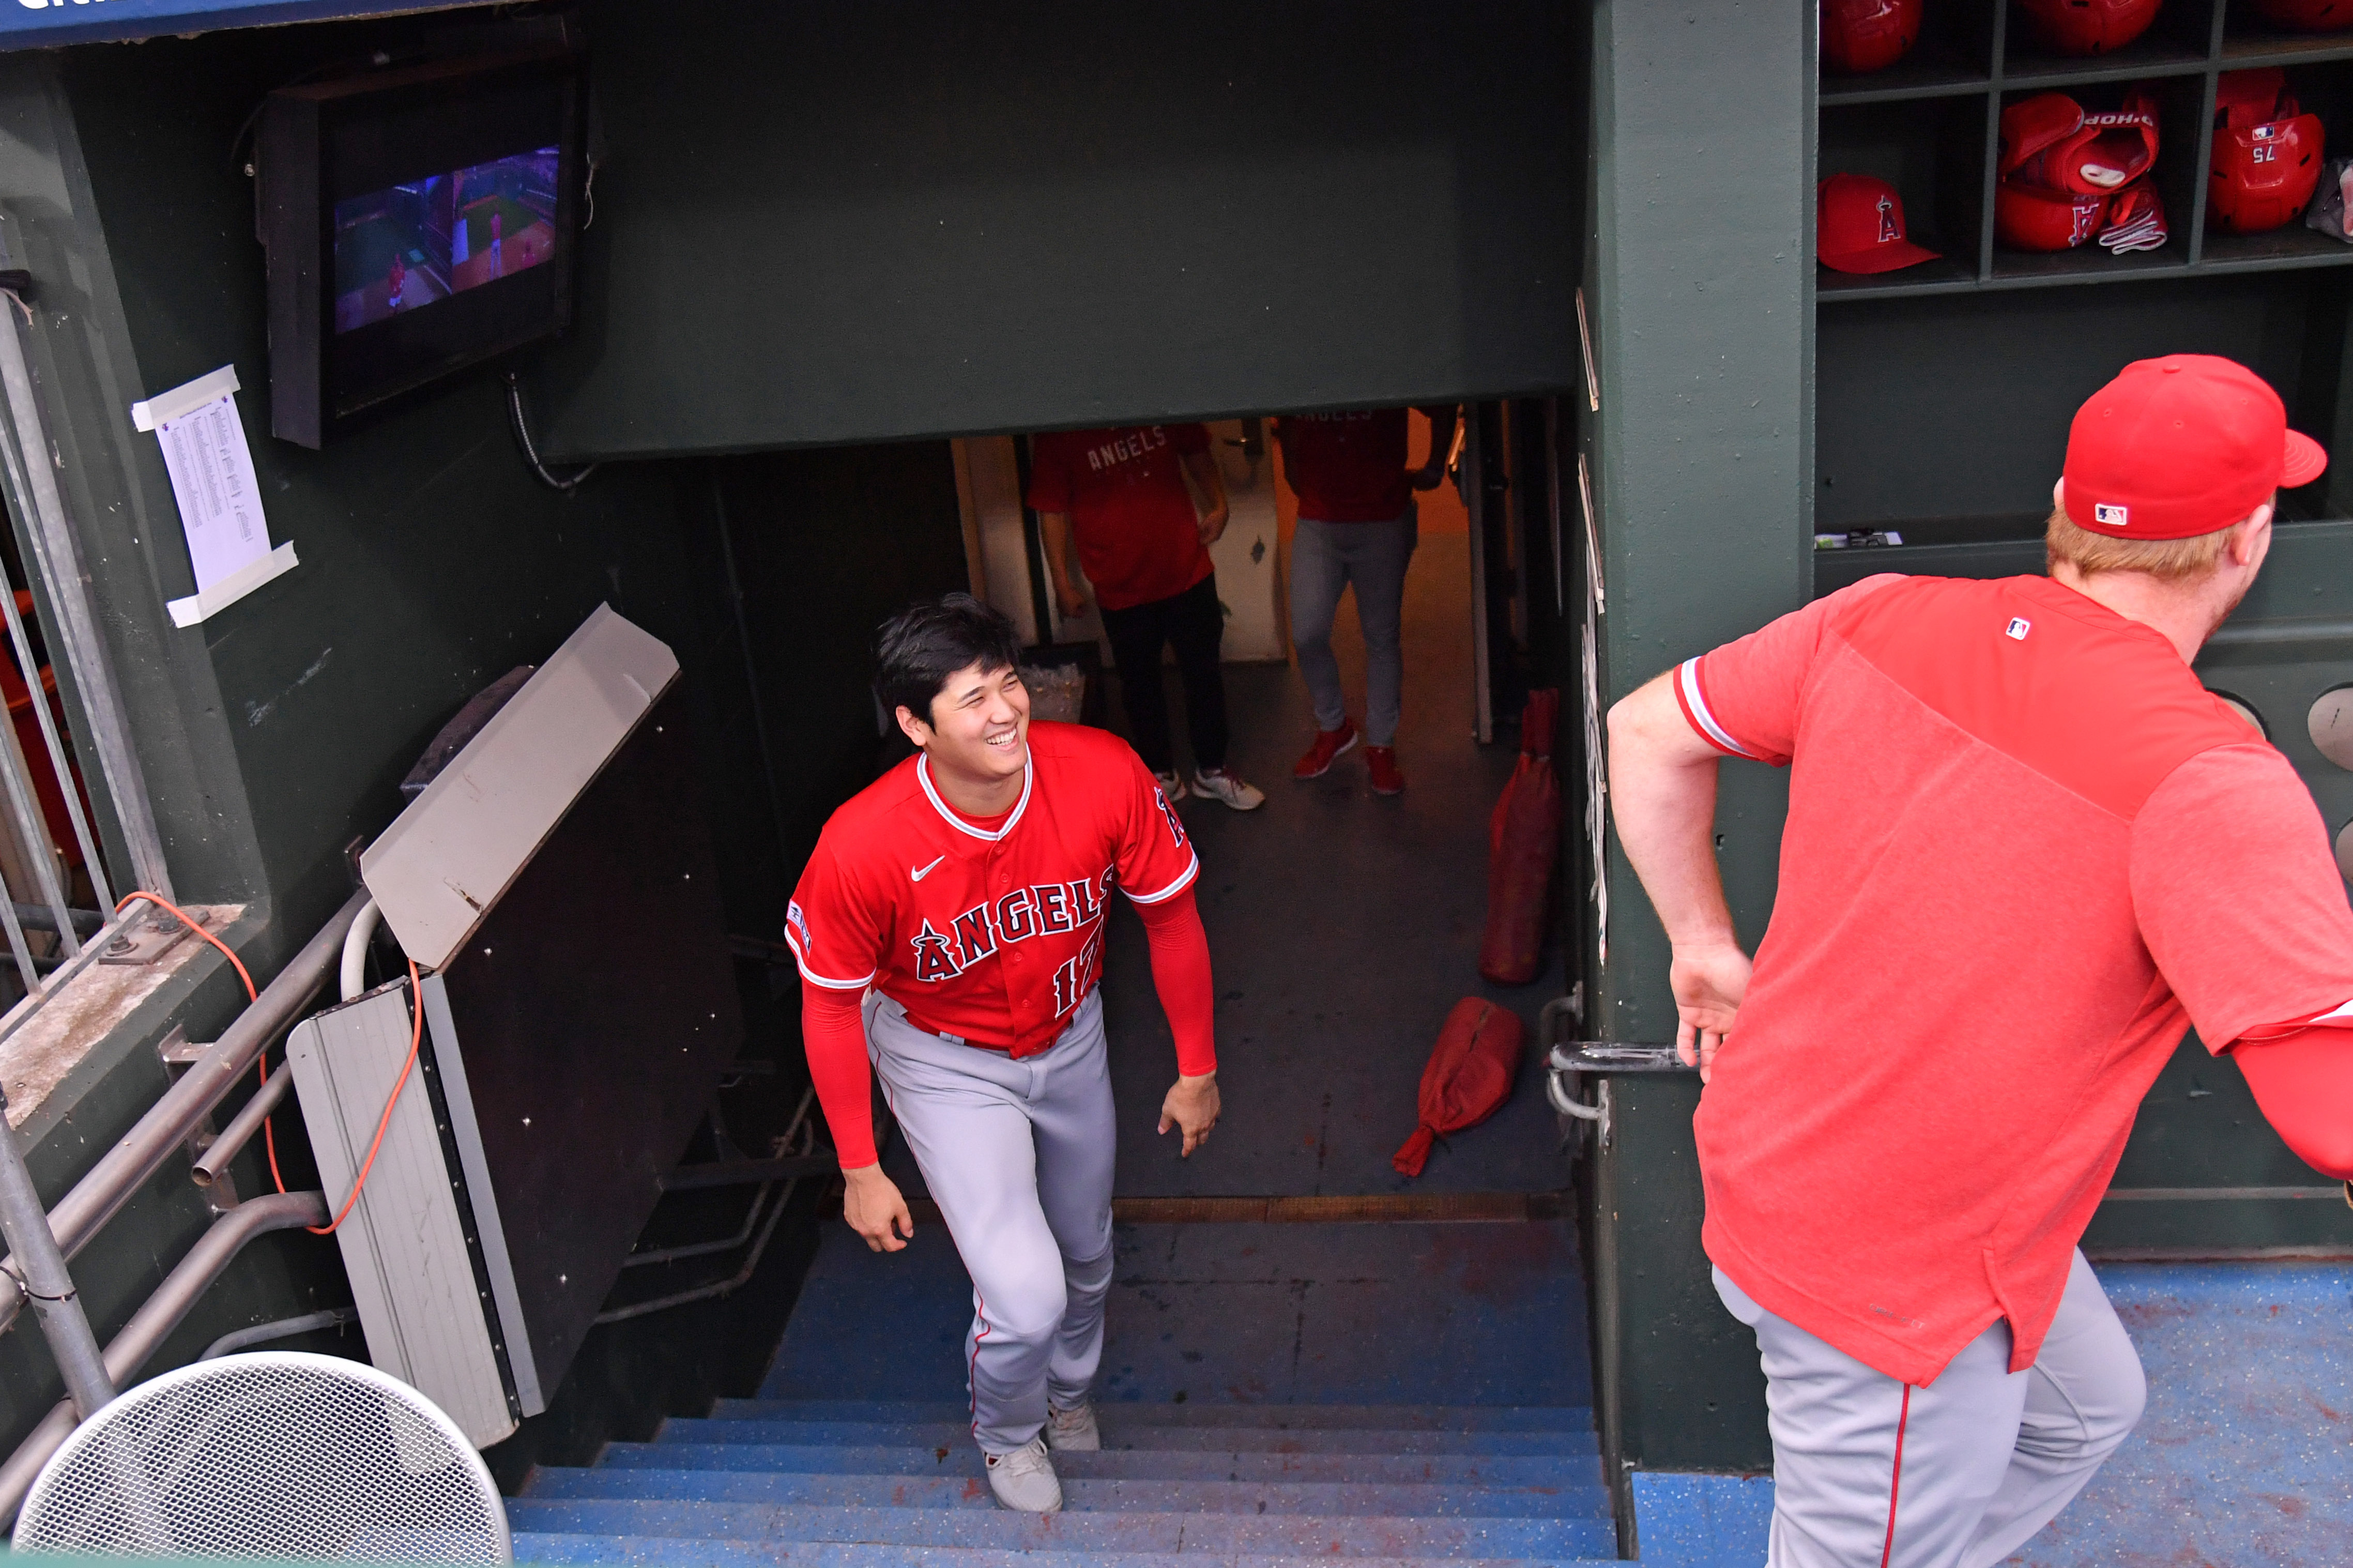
[512,1534,1623,1568]
[713,1400,1594,1433]
[599,1441,1602,1487]
[656,1419,1586,1457]
[504,1499,1617,1558]
[524,1467,1613,1520]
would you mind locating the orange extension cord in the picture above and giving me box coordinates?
[115,891,421,1237]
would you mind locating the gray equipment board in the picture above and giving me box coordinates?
[285,981,525,1448]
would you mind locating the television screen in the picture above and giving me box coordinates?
[333,147,561,334]
[261,45,584,447]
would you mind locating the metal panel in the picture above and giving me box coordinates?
[284,982,515,1448]
[418,973,543,1417]
[432,684,738,1405]
[361,604,680,972]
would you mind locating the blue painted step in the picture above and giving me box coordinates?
[654,1418,1587,1456]
[599,1440,1603,1488]
[504,1498,1619,1559]
[524,1466,1612,1520]
[709,1399,1594,1433]
[514,1535,1624,1568]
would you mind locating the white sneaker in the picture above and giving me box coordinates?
[983,1435,1063,1512]
[1045,1401,1101,1452]
[1153,770,1188,802]
[1192,767,1265,811]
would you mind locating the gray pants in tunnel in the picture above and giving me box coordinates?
[1716,1251,2145,1568]
[864,989,1117,1455]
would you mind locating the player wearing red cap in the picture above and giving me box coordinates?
[787,594,1221,1514]
[1608,354,2353,1567]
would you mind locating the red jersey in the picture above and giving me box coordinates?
[1026,424,1214,611]
[785,721,1200,1051]
[1277,408,1413,524]
[1678,573,2353,1386]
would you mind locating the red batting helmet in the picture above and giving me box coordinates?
[1821,0,1922,74]
[2015,0,2163,56]
[2248,0,2353,30]
[2209,69,2326,234]
[1996,181,2110,250]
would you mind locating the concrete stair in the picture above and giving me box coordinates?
[509,1397,1619,1566]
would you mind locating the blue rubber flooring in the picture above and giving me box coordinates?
[1632,1261,2353,1568]
[761,1217,1590,1411]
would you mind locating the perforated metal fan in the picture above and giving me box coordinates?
[13,1350,509,1561]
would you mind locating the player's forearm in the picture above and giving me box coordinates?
[1607,673,1738,948]
[1136,886,1216,1076]
[2233,1025,2353,1179]
[1181,452,1228,522]
[802,987,880,1169]
[1040,513,1081,592]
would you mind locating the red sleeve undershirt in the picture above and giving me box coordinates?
[2229,1023,2353,1180]
[803,885,1218,1170]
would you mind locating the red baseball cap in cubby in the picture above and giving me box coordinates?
[2062,355,2329,540]
[1816,173,1940,274]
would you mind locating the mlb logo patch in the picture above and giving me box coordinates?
[2005,618,2031,641]
[786,900,809,946]
[2094,502,2130,528]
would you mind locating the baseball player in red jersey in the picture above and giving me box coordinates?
[786,594,1220,1513]
[1609,355,2353,1566]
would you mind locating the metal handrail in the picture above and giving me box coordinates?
[0,1191,329,1524]
[0,889,367,1333]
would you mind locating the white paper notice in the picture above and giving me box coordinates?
[130,365,298,628]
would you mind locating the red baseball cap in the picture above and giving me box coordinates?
[1816,173,1939,274]
[2062,355,2328,540]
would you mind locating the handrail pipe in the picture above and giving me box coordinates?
[0,890,367,1333]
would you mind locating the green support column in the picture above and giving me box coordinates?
[1581,0,1813,1484]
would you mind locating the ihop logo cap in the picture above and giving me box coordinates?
[2062,354,2327,539]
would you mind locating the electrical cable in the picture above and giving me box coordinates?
[114,891,421,1237]
[503,372,600,493]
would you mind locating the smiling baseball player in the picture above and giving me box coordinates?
[785,593,1220,1513]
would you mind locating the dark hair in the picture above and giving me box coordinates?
[874,593,1022,728]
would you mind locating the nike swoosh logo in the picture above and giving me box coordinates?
[911,855,947,882]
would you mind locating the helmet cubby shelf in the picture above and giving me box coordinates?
[1812,3,2353,561]
[1819,0,2353,303]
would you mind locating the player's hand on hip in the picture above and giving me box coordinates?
[1159,1072,1220,1157]
[1669,939,1751,1086]
[841,1163,914,1253]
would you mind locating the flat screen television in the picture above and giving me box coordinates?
[258,45,585,447]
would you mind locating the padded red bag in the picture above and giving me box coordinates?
[1394,997,1525,1176]
[1479,689,1563,984]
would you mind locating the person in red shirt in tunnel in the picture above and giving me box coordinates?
[1607,354,2353,1568]
[1276,405,1457,795]
[1030,423,1264,813]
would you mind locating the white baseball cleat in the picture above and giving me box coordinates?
[1191,767,1265,811]
[1153,770,1189,803]
[1045,1401,1101,1452]
[984,1436,1063,1512]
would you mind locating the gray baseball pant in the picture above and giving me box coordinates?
[865,989,1116,1456]
[1715,1250,2144,1567]
[1290,503,1418,747]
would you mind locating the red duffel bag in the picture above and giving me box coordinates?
[1393,997,1525,1176]
[1479,688,1562,984]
